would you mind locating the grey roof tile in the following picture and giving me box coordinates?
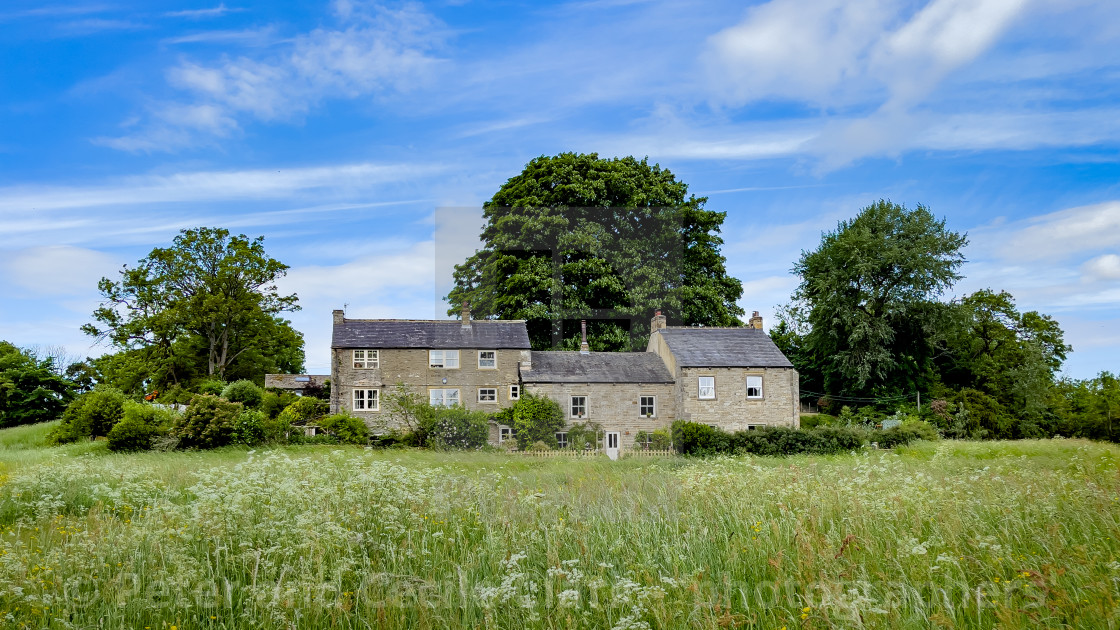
[654,327,793,368]
[523,351,674,384]
[332,319,531,349]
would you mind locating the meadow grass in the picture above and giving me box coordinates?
[0,432,1116,629]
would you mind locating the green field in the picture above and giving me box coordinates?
[0,425,1117,629]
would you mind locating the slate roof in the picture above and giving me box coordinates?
[332,319,531,349]
[523,351,675,384]
[654,327,794,368]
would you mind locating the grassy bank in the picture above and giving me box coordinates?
[0,431,1116,629]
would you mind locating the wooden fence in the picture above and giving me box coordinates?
[507,448,676,458]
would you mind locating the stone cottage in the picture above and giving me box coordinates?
[328,305,530,429]
[646,313,800,431]
[314,306,798,455]
[518,322,678,456]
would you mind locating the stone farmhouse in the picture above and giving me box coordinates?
[321,305,799,457]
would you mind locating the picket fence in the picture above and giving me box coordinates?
[509,448,676,458]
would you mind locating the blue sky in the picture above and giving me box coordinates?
[1,0,1119,378]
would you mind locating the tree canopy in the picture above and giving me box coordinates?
[790,200,968,396]
[0,342,76,427]
[446,153,744,350]
[84,227,304,393]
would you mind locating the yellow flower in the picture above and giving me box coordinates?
[801,613,808,620]
[802,606,811,612]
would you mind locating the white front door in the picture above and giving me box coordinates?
[605,432,620,460]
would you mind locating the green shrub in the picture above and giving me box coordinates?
[174,395,242,449]
[318,413,370,446]
[221,380,263,408]
[232,410,267,446]
[260,390,300,419]
[673,421,876,457]
[671,421,731,456]
[634,428,673,450]
[196,380,225,396]
[529,440,551,452]
[277,396,327,425]
[511,393,564,450]
[565,421,602,451]
[47,387,127,444]
[418,406,490,450]
[122,400,178,429]
[107,417,160,452]
[876,420,940,449]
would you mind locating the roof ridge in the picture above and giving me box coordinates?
[339,318,528,323]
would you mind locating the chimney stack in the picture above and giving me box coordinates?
[651,309,667,332]
[333,309,345,325]
[579,319,590,355]
[461,301,472,329]
[749,311,763,330]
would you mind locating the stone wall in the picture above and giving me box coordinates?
[522,381,677,449]
[676,366,799,430]
[330,347,526,430]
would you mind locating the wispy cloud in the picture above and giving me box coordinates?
[103,2,446,151]
[0,161,445,214]
[0,5,115,22]
[701,0,1120,169]
[161,26,277,46]
[0,246,120,297]
[163,3,244,19]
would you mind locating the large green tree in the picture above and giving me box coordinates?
[791,200,968,396]
[0,342,76,426]
[937,289,1069,427]
[84,227,304,392]
[446,153,744,350]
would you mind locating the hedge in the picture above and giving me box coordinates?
[670,420,936,457]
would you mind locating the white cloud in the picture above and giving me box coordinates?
[277,240,436,303]
[993,201,1120,262]
[103,2,445,151]
[0,161,445,215]
[1082,254,1120,281]
[163,4,243,19]
[705,0,1037,167]
[705,0,896,106]
[1,246,120,297]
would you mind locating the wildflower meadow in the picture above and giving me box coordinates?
[0,422,1117,629]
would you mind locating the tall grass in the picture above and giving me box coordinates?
[0,433,1116,628]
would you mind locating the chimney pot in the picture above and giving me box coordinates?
[650,309,667,332]
[580,319,590,355]
[332,309,345,325]
[749,310,764,330]
[461,301,472,328]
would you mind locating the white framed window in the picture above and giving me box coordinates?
[570,396,587,418]
[353,389,379,411]
[746,375,763,399]
[429,388,460,407]
[353,349,379,369]
[509,384,520,400]
[429,350,460,369]
[746,423,766,431]
[556,432,569,449]
[478,388,497,403]
[698,376,716,400]
[639,395,656,417]
[478,350,497,369]
[499,427,513,444]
